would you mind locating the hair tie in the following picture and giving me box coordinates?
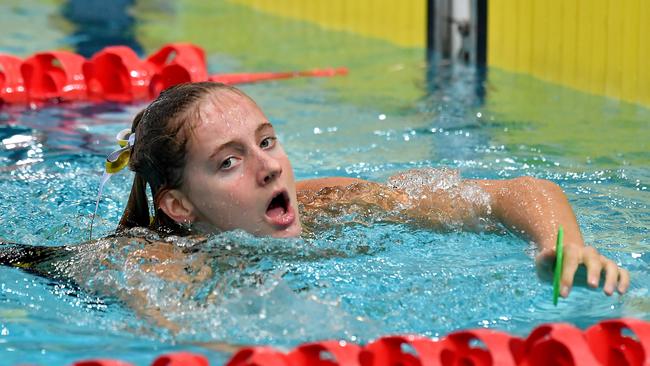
[89,129,135,240]
[105,129,136,174]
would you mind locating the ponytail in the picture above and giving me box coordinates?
[117,109,150,230]
[117,173,150,230]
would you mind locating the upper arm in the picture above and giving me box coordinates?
[296,177,367,192]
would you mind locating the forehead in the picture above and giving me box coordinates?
[193,90,267,133]
[185,90,270,156]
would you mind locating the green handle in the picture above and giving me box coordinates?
[553,226,564,306]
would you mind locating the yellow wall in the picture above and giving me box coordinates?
[228,0,426,48]
[488,0,649,106]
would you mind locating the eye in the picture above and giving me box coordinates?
[260,136,277,149]
[220,157,238,170]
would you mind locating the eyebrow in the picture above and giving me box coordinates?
[256,122,274,134]
[209,122,274,159]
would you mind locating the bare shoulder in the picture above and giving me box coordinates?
[296,177,367,192]
[296,177,410,216]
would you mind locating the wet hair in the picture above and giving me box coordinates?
[118,81,246,235]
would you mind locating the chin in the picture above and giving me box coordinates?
[270,223,302,238]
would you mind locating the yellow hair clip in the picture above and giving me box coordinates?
[105,129,135,174]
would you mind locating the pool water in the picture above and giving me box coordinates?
[1,1,649,365]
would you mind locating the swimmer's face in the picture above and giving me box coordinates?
[172,90,301,237]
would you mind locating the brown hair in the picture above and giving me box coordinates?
[117,81,244,235]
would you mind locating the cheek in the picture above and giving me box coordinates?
[191,171,254,211]
[184,169,228,209]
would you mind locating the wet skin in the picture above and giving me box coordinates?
[156,89,629,298]
[159,91,301,238]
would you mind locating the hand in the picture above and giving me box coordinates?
[536,245,630,297]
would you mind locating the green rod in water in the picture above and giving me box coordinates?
[553,226,564,306]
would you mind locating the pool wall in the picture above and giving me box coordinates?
[228,0,427,48]
[228,0,650,107]
[488,0,649,106]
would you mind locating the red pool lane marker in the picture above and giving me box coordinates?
[209,67,348,85]
[361,334,442,366]
[225,346,289,366]
[287,340,362,366]
[21,51,86,101]
[83,46,154,103]
[45,318,650,365]
[519,323,601,365]
[585,318,650,366]
[71,360,134,366]
[0,54,27,103]
[151,352,210,366]
[0,43,348,106]
[147,43,208,97]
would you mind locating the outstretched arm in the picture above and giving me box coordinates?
[298,173,630,297]
[473,176,629,297]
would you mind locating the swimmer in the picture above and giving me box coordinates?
[0,82,629,331]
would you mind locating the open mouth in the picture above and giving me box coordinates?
[266,190,289,219]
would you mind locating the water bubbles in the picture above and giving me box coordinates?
[387,168,462,198]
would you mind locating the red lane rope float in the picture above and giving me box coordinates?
[519,323,601,366]
[210,68,348,85]
[287,340,363,366]
[58,318,650,366]
[83,46,154,102]
[0,54,27,103]
[225,347,289,366]
[150,352,210,366]
[21,50,86,101]
[147,43,208,97]
[0,43,348,106]
[585,318,650,366]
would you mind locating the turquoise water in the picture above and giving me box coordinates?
[1,1,649,365]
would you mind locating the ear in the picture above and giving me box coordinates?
[157,189,197,223]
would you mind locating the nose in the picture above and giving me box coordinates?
[256,150,282,186]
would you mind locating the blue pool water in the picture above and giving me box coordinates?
[1,1,649,365]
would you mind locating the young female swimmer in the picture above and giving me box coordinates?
[111,81,628,299]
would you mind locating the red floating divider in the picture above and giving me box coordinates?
[71,360,133,366]
[12,318,650,365]
[151,352,210,366]
[360,335,440,366]
[585,318,650,366]
[210,68,348,85]
[519,323,601,366]
[83,46,154,102]
[359,330,523,366]
[0,54,27,103]
[21,51,86,101]
[443,329,524,366]
[287,340,362,366]
[0,43,347,107]
[147,43,208,97]
[225,346,289,366]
